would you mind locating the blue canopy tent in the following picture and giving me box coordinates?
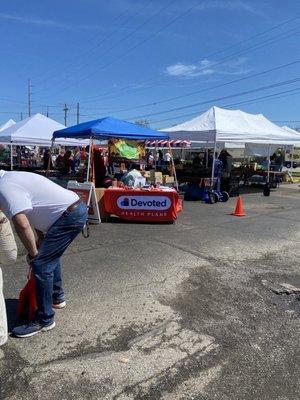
[51,117,176,186]
[53,117,169,141]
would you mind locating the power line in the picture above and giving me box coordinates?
[127,77,300,120]
[32,1,149,86]
[150,87,300,126]
[34,0,179,96]
[80,60,300,113]
[40,0,202,99]
[79,16,300,104]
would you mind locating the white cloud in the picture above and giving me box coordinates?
[165,57,250,78]
[0,12,102,30]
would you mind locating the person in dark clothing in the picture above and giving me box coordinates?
[43,149,52,170]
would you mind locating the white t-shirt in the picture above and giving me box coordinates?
[164,152,171,162]
[0,170,79,233]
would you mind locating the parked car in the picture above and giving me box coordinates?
[283,161,300,168]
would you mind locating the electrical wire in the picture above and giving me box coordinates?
[35,0,181,96]
[79,16,300,103]
[33,0,156,92]
[126,77,300,120]
[150,87,300,126]
[79,60,300,113]
[39,0,202,99]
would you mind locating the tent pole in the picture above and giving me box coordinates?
[267,144,271,183]
[154,142,157,170]
[46,138,54,177]
[210,136,217,188]
[10,142,13,171]
[168,141,178,191]
[205,142,208,168]
[290,145,294,179]
[86,137,92,182]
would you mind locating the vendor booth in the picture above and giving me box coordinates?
[161,106,300,198]
[53,117,182,223]
[0,113,88,171]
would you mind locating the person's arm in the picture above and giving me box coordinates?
[12,213,38,258]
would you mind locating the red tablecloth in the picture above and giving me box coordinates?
[104,188,182,222]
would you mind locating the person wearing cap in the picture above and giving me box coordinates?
[0,170,87,338]
[0,211,18,346]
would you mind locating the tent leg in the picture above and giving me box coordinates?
[10,142,13,171]
[290,146,294,179]
[86,137,92,182]
[210,138,217,189]
[168,141,178,191]
[46,139,54,177]
[267,144,271,183]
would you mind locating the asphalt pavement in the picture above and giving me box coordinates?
[1,183,300,400]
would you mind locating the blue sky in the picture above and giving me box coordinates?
[0,0,300,128]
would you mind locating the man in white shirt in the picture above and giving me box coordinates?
[0,170,87,338]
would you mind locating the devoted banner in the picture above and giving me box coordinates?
[103,188,182,222]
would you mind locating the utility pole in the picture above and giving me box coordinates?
[28,79,32,117]
[46,106,49,118]
[63,103,68,126]
[76,102,80,124]
[20,112,23,121]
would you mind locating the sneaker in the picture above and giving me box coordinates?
[52,299,66,309]
[12,321,56,338]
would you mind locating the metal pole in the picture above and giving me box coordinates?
[86,137,92,182]
[46,139,54,177]
[290,145,294,179]
[267,144,271,183]
[10,142,13,171]
[28,79,32,117]
[168,141,178,191]
[63,104,68,126]
[210,135,217,188]
[76,102,80,124]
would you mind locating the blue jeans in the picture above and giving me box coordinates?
[31,202,87,325]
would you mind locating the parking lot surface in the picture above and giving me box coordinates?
[1,184,300,400]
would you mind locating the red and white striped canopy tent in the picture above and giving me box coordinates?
[145,139,190,148]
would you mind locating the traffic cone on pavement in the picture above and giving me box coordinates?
[231,196,246,217]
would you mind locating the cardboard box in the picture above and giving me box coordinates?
[95,188,108,219]
[163,175,175,184]
[150,170,163,183]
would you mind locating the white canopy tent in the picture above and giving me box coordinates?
[161,106,300,184]
[0,114,88,170]
[161,106,300,145]
[282,125,300,137]
[0,119,16,132]
[0,113,88,146]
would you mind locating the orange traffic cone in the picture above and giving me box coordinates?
[231,196,246,217]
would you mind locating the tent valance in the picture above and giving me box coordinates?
[53,116,169,141]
